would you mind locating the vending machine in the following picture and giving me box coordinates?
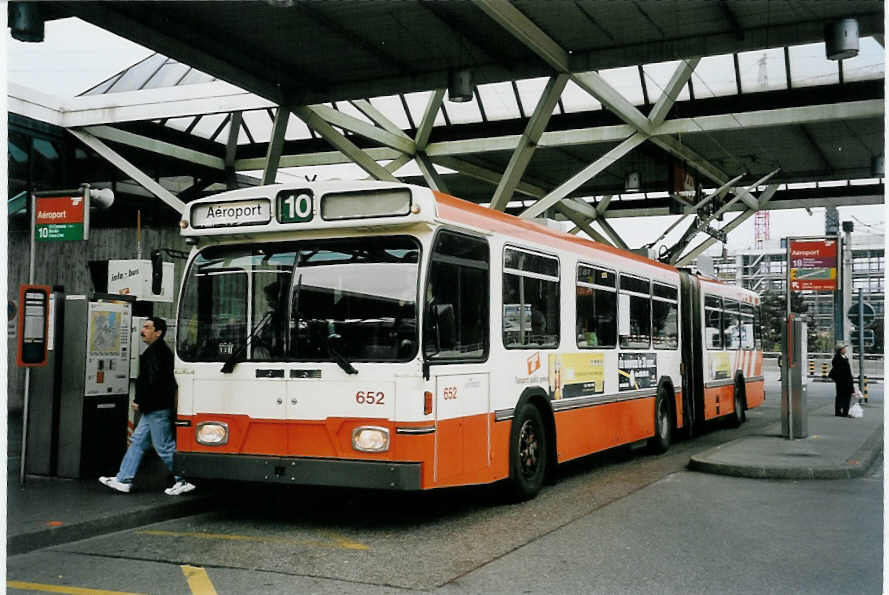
[56,295,134,478]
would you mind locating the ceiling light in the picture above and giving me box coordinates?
[625,171,640,192]
[448,69,474,103]
[9,2,44,42]
[825,18,859,61]
[871,154,884,177]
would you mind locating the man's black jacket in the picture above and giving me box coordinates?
[135,339,178,413]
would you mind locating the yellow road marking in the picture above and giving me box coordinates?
[181,566,217,595]
[138,529,369,551]
[7,581,148,595]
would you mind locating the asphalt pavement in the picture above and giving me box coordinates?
[6,378,883,557]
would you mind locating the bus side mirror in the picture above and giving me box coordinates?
[150,249,163,295]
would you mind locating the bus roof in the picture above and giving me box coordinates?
[179,181,757,302]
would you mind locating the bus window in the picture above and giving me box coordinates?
[424,231,489,359]
[503,247,559,348]
[177,254,256,361]
[652,283,678,350]
[723,299,741,350]
[740,303,756,350]
[178,237,421,363]
[576,264,616,348]
[288,237,420,361]
[704,295,722,350]
[618,274,650,349]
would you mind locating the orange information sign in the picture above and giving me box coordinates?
[35,195,86,241]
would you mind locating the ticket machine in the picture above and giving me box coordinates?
[56,294,134,478]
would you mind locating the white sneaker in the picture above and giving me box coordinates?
[165,480,196,496]
[99,476,132,493]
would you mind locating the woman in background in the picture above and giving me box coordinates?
[828,343,855,417]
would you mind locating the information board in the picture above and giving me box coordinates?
[788,238,838,291]
[35,194,87,241]
[84,301,132,396]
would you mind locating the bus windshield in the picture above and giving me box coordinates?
[177,236,420,363]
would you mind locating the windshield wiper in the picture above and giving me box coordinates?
[327,332,358,375]
[220,310,274,374]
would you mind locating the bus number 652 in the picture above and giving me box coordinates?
[356,391,384,405]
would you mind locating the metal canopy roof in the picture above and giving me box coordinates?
[23,0,886,262]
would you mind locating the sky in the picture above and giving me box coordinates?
[5,17,886,255]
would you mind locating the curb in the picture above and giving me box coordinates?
[7,496,214,556]
[688,422,883,481]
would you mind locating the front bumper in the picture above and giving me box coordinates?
[174,451,422,490]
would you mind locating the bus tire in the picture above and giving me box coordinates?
[647,389,673,454]
[730,381,746,427]
[506,403,547,501]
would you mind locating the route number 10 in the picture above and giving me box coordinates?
[280,192,313,223]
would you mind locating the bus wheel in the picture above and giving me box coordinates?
[507,404,547,501]
[647,389,672,454]
[730,383,746,427]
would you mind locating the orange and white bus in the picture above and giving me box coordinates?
[172,181,763,499]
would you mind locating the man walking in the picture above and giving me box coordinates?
[99,317,195,495]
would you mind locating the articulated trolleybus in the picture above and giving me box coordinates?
[173,181,763,500]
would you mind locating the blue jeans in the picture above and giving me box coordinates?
[116,409,179,483]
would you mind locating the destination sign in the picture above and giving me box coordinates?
[35,195,85,241]
[788,238,838,291]
[191,199,272,228]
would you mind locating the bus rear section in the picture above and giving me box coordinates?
[682,275,765,432]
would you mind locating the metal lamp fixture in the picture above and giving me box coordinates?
[825,18,859,61]
[448,69,474,102]
[9,1,44,42]
[625,171,640,192]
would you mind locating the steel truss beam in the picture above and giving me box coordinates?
[263,107,290,184]
[490,74,568,211]
[674,185,779,266]
[292,106,398,182]
[68,128,186,214]
[468,0,773,248]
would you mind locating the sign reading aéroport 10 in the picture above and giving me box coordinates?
[788,238,838,292]
[35,195,86,241]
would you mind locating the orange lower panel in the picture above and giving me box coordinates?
[703,385,734,420]
[552,397,656,463]
[746,379,765,409]
[176,413,493,490]
[177,394,691,490]
[703,379,765,421]
[178,414,433,462]
[431,413,503,489]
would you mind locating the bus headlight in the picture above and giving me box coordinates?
[196,422,229,446]
[352,426,389,453]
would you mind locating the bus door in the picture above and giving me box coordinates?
[424,229,491,485]
[433,368,490,485]
[679,272,704,434]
